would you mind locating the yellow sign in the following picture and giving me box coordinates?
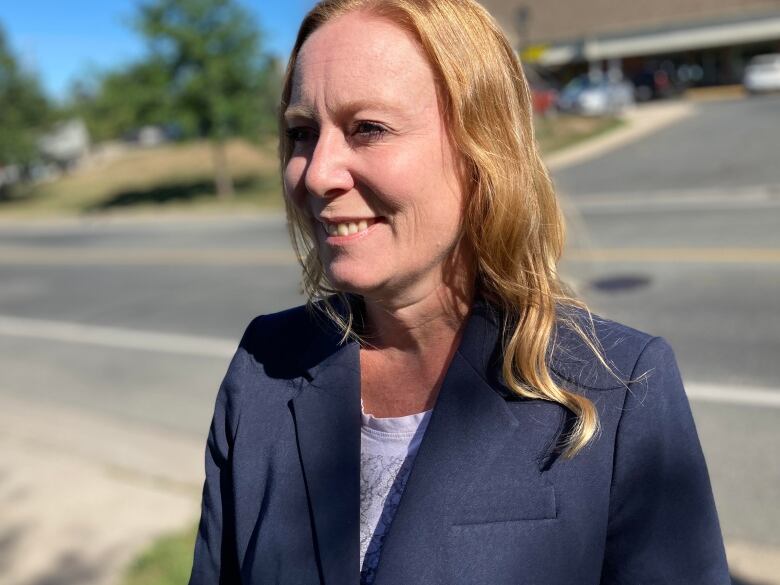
[520,44,548,63]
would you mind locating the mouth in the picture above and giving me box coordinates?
[318,217,383,239]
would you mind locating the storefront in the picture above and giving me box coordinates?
[478,0,780,87]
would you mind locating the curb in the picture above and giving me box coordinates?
[545,101,695,171]
[0,209,286,230]
[684,84,746,102]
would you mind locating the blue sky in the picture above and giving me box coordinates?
[1,0,317,101]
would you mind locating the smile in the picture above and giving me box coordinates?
[319,217,381,238]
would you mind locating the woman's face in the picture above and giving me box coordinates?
[283,11,466,303]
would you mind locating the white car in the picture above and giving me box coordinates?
[743,54,780,93]
[557,75,635,116]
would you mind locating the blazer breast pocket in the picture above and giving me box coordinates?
[450,479,557,526]
[446,481,560,585]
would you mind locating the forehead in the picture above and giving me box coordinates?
[289,11,439,115]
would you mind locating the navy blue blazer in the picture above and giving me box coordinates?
[189,299,730,585]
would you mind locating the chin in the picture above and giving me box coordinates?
[324,261,386,297]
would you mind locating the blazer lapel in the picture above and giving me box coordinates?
[372,302,565,585]
[290,329,362,585]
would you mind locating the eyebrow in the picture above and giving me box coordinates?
[283,103,318,122]
[283,99,406,123]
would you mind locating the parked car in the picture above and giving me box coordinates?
[630,63,686,101]
[743,54,780,94]
[557,75,635,116]
[531,84,559,116]
[524,66,559,116]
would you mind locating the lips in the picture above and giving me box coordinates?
[319,217,381,237]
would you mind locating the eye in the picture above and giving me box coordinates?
[352,121,388,141]
[285,126,317,143]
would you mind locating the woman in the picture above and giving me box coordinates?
[189,1,731,584]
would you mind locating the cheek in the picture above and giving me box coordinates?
[283,158,308,207]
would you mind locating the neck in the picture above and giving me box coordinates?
[360,273,475,355]
[356,250,476,417]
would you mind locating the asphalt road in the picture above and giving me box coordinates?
[0,95,778,569]
[554,92,780,195]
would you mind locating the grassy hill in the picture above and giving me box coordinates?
[0,139,282,218]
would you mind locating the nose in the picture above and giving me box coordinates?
[304,129,354,199]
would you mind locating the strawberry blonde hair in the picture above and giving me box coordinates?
[279,0,606,457]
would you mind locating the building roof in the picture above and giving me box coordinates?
[478,0,780,47]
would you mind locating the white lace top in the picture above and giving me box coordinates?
[359,401,433,585]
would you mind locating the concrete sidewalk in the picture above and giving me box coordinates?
[1,393,778,585]
[0,395,203,585]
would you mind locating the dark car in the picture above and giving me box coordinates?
[630,63,686,101]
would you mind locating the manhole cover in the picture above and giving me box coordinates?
[590,274,652,293]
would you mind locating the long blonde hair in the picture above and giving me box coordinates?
[279,0,603,457]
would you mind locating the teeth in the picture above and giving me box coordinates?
[324,218,376,237]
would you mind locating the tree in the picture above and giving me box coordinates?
[68,58,175,142]
[134,0,276,198]
[0,24,51,171]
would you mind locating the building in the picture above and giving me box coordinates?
[479,0,780,86]
[38,119,90,169]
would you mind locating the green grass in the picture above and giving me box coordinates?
[535,114,624,154]
[122,524,198,585]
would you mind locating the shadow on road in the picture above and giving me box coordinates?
[32,549,108,585]
[0,522,27,575]
[0,519,126,585]
[732,574,774,585]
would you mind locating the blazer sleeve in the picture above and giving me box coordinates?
[188,357,243,584]
[601,337,731,584]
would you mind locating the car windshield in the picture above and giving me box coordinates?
[563,77,597,93]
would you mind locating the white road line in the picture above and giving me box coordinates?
[563,247,780,263]
[0,315,236,359]
[1,315,778,408]
[563,184,780,213]
[686,383,780,409]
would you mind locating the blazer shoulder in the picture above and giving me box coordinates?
[240,303,314,351]
[236,299,352,374]
[550,307,660,391]
[234,303,337,378]
[213,304,333,428]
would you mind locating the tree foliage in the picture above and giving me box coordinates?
[135,0,277,142]
[71,0,280,197]
[0,24,52,167]
[69,58,174,142]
